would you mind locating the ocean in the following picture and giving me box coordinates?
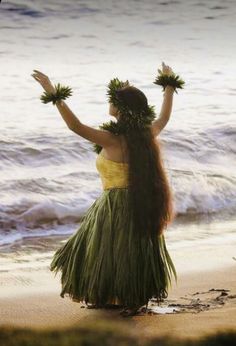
[0,0,235,261]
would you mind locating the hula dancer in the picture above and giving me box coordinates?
[31,62,184,317]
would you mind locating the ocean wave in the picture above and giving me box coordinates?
[1,2,45,18]
[0,139,94,168]
[0,198,90,235]
[171,169,236,215]
[0,167,235,246]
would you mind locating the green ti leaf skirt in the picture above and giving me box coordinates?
[50,187,177,307]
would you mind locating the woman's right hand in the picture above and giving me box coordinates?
[31,70,56,94]
[158,62,174,76]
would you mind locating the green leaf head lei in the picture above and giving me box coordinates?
[93,78,157,154]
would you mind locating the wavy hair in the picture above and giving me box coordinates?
[115,86,176,239]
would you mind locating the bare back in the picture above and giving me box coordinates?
[100,135,129,164]
[100,135,159,164]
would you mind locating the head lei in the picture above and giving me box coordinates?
[93,78,157,153]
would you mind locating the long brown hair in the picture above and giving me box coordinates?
[116,86,176,239]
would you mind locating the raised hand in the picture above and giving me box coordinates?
[157,62,174,76]
[31,70,56,94]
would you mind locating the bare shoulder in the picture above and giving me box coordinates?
[101,134,129,163]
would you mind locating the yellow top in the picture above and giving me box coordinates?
[96,152,129,190]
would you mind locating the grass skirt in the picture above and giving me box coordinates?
[50,188,177,308]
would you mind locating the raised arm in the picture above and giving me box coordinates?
[151,85,175,137]
[31,69,118,148]
[55,100,118,148]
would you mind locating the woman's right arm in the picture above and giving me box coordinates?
[31,70,118,148]
[151,85,175,137]
[54,99,118,147]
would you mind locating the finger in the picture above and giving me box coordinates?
[33,69,45,75]
[31,73,39,78]
[33,70,48,78]
[31,74,41,82]
[32,72,41,79]
[33,74,47,82]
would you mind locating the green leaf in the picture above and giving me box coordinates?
[153,72,185,93]
[40,83,73,104]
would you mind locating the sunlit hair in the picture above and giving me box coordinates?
[115,85,176,239]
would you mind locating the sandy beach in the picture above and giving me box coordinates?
[1,237,236,342]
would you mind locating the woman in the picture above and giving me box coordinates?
[31,62,177,317]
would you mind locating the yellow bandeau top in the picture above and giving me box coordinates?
[96,152,129,190]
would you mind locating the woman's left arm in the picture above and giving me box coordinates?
[151,86,174,137]
[31,70,118,148]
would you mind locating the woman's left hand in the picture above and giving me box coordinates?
[31,70,56,94]
[158,62,174,76]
